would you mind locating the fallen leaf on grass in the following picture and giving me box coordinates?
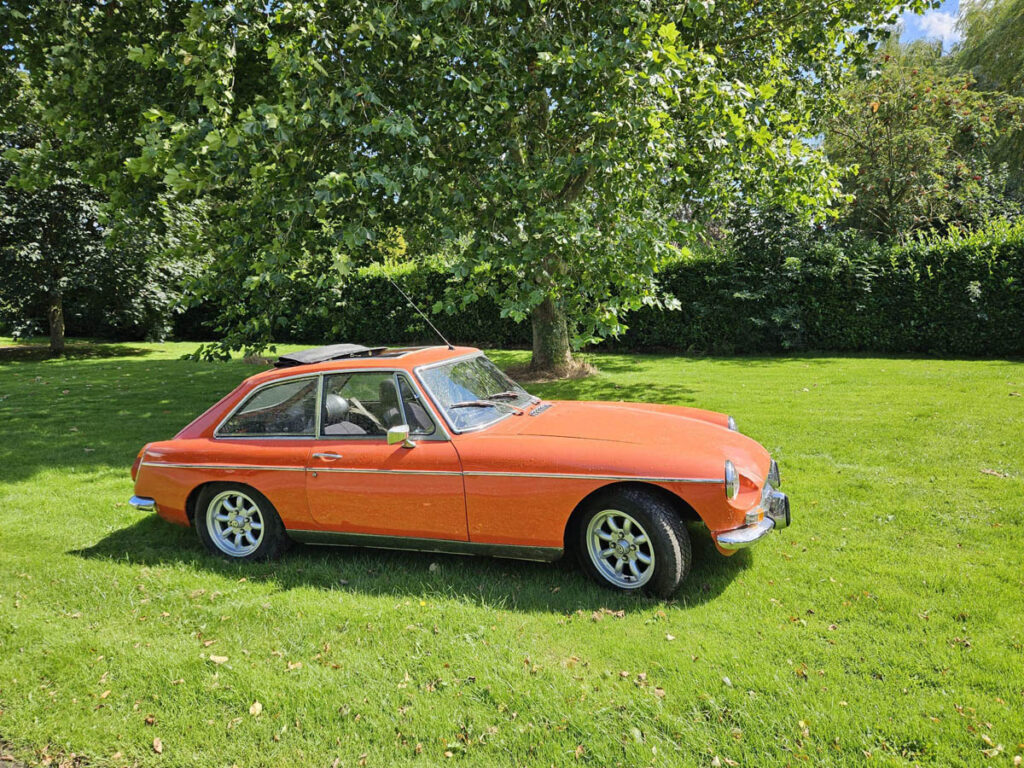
[209,655,228,665]
[654,687,666,699]
[99,690,111,699]
[145,715,155,726]
[665,634,676,641]
[152,737,163,754]
[250,701,263,717]
[980,468,1009,478]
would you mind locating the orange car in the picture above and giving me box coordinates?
[130,344,790,596]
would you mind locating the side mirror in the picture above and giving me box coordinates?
[387,424,416,448]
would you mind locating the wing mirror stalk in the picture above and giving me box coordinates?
[387,425,416,449]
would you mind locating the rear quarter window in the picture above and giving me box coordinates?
[218,378,318,437]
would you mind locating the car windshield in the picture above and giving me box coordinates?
[418,354,536,431]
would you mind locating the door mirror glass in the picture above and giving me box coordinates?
[387,424,413,447]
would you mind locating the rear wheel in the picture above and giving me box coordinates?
[576,487,691,598]
[195,483,288,561]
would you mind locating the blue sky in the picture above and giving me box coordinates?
[901,0,962,50]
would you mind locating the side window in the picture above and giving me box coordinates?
[219,378,318,436]
[398,375,436,436]
[322,372,403,437]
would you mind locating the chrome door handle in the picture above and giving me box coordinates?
[312,452,343,461]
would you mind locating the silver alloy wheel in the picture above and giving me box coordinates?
[206,490,265,557]
[585,509,655,589]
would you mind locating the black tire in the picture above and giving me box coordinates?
[195,483,289,561]
[575,487,691,598]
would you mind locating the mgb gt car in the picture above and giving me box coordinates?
[130,344,790,596]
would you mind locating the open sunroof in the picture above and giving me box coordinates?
[274,344,387,368]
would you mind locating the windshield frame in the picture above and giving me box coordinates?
[414,352,535,434]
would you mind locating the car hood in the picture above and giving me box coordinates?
[510,400,770,481]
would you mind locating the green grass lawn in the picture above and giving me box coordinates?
[1,341,1022,767]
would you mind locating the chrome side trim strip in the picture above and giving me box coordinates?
[314,467,463,476]
[140,461,718,484]
[463,470,720,484]
[140,461,307,472]
[287,529,563,562]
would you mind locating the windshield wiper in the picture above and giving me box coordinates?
[488,390,542,406]
[485,390,522,400]
[450,399,526,415]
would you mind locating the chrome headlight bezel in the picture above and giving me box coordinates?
[724,460,739,499]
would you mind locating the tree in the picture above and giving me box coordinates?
[0,72,107,354]
[825,41,1024,241]
[0,72,206,352]
[957,0,1024,92]
[956,0,1024,194]
[4,0,927,372]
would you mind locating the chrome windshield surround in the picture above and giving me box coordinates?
[414,352,533,435]
[213,367,451,442]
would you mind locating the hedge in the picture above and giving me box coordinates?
[171,219,1023,357]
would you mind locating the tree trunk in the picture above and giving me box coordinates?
[48,290,65,356]
[530,296,572,373]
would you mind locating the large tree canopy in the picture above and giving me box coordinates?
[2,0,925,369]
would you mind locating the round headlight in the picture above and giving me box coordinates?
[724,460,739,499]
[727,415,738,431]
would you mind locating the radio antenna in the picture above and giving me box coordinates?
[386,275,454,350]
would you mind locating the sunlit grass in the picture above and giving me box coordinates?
[1,341,1022,766]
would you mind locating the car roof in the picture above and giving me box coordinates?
[243,345,480,387]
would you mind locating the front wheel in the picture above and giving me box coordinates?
[195,483,289,561]
[576,488,691,598]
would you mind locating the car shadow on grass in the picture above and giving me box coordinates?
[72,515,752,614]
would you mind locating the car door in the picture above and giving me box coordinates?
[305,370,468,540]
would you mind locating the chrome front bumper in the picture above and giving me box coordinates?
[129,496,156,512]
[716,466,791,551]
